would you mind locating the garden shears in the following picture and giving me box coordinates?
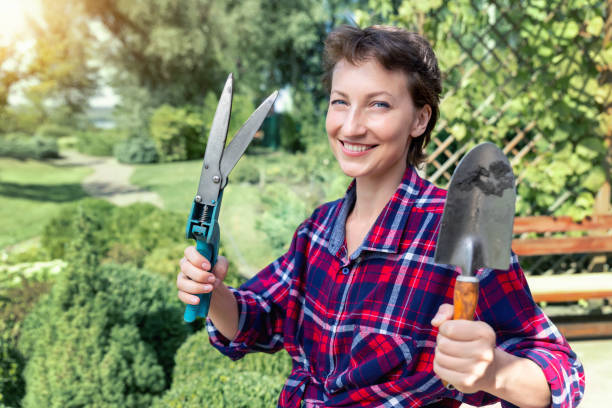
[184,74,278,323]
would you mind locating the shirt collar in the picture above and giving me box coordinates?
[327,166,426,258]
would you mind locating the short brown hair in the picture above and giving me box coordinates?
[323,25,442,167]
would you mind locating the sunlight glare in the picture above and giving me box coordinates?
[0,0,40,44]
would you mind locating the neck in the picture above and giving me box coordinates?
[352,164,408,224]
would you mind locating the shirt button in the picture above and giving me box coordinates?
[342,267,350,275]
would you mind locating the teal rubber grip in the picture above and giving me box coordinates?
[183,239,217,322]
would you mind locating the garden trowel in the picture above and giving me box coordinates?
[434,142,516,389]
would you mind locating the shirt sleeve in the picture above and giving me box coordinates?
[206,219,309,361]
[460,253,585,408]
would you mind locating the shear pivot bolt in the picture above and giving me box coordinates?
[195,195,202,203]
[213,176,220,183]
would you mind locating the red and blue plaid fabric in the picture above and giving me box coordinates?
[207,166,585,408]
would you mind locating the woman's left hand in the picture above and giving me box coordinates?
[431,303,499,394]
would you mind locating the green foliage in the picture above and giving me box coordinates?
[0,277,52,407]
[41,198,115,260]
[0,134,60,160]
[149,104,204,163]
[40,199,186,279]
[35,123,74,139]
[356,0,610,217]
[155,329,291,407]
[171,330,291,384]
[256,184,310,252]
[0,327,25,408]
[154,371,283,408]
[75,129,125,157]
[18,248,190,407]
[278,113,305,152]
[114,136,160,164]
[229,157,261,185]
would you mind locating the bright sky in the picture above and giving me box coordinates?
[0,0,41,46]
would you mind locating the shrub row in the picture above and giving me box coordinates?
[0,134,59,160]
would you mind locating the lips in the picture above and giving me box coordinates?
[339,140,377,156]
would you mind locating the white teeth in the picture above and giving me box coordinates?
[342,142,370,152]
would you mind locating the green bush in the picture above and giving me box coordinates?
[155,329,291,407]
[149,105,204,162]
[0,274,53,407]
[41,198,115,260]
[256,183,310,252]
[35,123,74,139]
[0,133,60,160]
[18,247,191,407]
[0,330,25,408]
[114,136,159,164]
[40,199,185,273]
[230,157,261,185]
[76,129,125,156]
[154,371,283,408]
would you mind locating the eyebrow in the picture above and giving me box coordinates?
[330,90,394,99]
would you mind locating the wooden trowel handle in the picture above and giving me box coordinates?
[452,276,479,320]
[442,275,479,390]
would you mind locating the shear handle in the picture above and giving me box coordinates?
[184,238,218,322]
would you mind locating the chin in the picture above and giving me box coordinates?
[337,162,369,179]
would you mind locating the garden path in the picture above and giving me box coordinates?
[54,150,162,207]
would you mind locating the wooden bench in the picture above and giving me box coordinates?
[511,214,612,339]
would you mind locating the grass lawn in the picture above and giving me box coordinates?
[0,157,92,249]
[131,159,278,276]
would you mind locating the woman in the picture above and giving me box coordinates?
[177,25,584,408]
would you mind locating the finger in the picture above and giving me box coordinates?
[184,246,212,271]
[178,290,201,306]
[436,335,493,360]
[212,256,229,282]
[177,271,214,294]
[433,360,478,392]
[431,303,454,327]
[434,345,477,373]
[180,257,216,284]
[438,320,493,341]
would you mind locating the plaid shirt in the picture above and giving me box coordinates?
[208,166,585,408]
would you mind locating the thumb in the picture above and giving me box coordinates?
[431,303,454,327]
[212,255,229,283]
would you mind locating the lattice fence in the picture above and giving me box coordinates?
[414,0,611,275]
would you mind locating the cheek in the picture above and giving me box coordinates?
[325,109,343,138]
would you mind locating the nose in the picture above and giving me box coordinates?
[343,107,366,137]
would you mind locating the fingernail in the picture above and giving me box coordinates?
[208,276,215,283]
[203,284,212,291]
[202,262,210,270]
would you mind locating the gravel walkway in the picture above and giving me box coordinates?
[53,151,162,207]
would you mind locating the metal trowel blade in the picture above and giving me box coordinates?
[434,142,516,276]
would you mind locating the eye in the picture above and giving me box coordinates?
[331,99,348,106]
[372,101,390,109]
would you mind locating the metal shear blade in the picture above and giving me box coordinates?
[196,74,278,206]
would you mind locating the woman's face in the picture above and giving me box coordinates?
[325,58,429,184]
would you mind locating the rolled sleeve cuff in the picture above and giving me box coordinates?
[508,347,585,408]
[206,287,253,361]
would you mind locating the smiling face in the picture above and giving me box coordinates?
[325,58,430,185]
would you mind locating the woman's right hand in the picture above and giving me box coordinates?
[177,246,229,306]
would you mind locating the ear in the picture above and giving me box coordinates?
[410,104,432,138]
